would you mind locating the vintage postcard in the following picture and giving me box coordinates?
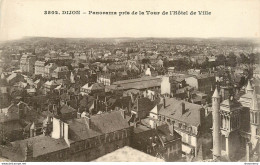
[0,0,259,163]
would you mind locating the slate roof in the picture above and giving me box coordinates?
[158,98,203,127]
[220,99,241,112]
[60,104,76,114]
[81,83,104,91]
[67,110,130,141]
[111,77,161,91]
[0,104,19,122]
[10,135,69,159]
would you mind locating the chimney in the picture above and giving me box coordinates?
[30,122,36,138]
[163,97,166,108]
[200,108,206,122]
[64,123,70,147]
[136,97,139,112]
[85,115,91,129]
[181,102,185,115]
[169,124,174,136]
[25,142,33,161]
[246,142,252,162]
[51,117,62,139]
[154,122,157,130]
[48,104,52,112]
[121,109,126,119]
[77,108,81,118]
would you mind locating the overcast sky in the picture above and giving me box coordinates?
[0,0,260,41]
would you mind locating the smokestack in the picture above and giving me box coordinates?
[181,102,185,115]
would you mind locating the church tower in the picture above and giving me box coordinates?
[212,88,221,159]
[219,97,241,158]
[250,89,259,148]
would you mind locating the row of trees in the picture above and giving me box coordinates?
[214,53,259,67]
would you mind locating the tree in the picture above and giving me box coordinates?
[240,53,249,64]
[216,54,226,66]
[226,52,237,67]
[141,58,151,64]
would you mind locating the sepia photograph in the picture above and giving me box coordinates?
[0,0,259,163]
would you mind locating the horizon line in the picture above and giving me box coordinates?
[1,36,260,43]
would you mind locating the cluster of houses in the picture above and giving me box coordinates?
[0,47,259,162]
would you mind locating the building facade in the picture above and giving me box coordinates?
[34,61,46,76]
[20,54,36,74]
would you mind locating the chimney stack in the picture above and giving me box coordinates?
[163,97,166,108]
[25,142,33,161]
[121,109,126,119]
[181,102,185,114]
[64,123,70,147]
[77,108,81,118]
[169,124,174,136]
[85,115,91,129]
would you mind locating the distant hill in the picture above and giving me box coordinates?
[1,36,259,47]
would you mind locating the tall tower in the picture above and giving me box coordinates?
[246,80,253,94]
[250,89,259,148]
[212,88,221,159]
[219,98,241,158]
